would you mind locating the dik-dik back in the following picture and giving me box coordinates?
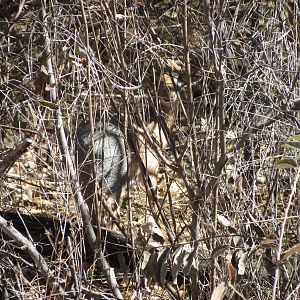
[76,117,129,217]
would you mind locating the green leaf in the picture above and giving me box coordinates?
[87,264,95,279]
[275,158,298,169]
[291,135,300,141]
[282,141,300,151]
[17,112,28,123]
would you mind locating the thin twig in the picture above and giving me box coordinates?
[272,167,300,299]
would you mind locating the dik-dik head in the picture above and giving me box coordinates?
[131,59,184,188]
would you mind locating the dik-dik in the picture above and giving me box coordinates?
[76,67,182,224]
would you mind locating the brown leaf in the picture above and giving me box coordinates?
[37,99,59,110]
[228,262,238,284]
[211,245,229,260]
[280,243,300,261]
[34,66,50,95]
[261,233,278,248]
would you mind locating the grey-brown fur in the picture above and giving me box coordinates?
[76,117,129,221]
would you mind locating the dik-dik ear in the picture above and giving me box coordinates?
[157,59,185,102]
[157,63,184,131]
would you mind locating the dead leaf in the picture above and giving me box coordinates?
[237,251,247,275]
[156,247,171,286]
[228,263,238,284]
[217,214,231,227]
[261,233,278,248]
[211,281,227,300]
[211,245,229,260]
[141,216,165,241]
[37,99,59,110]
[231,250,247,277]
[140,216,166,247]
[171,244,192,284]
[142,248,159,281]
[280,243,300,261]
[34,66,50,96]
[182,248,197,275]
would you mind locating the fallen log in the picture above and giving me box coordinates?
[0,211,190,291]
[0,211,133,271]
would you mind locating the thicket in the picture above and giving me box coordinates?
[0,1,299,299]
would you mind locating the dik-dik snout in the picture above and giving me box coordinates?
[131,118,171,189]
